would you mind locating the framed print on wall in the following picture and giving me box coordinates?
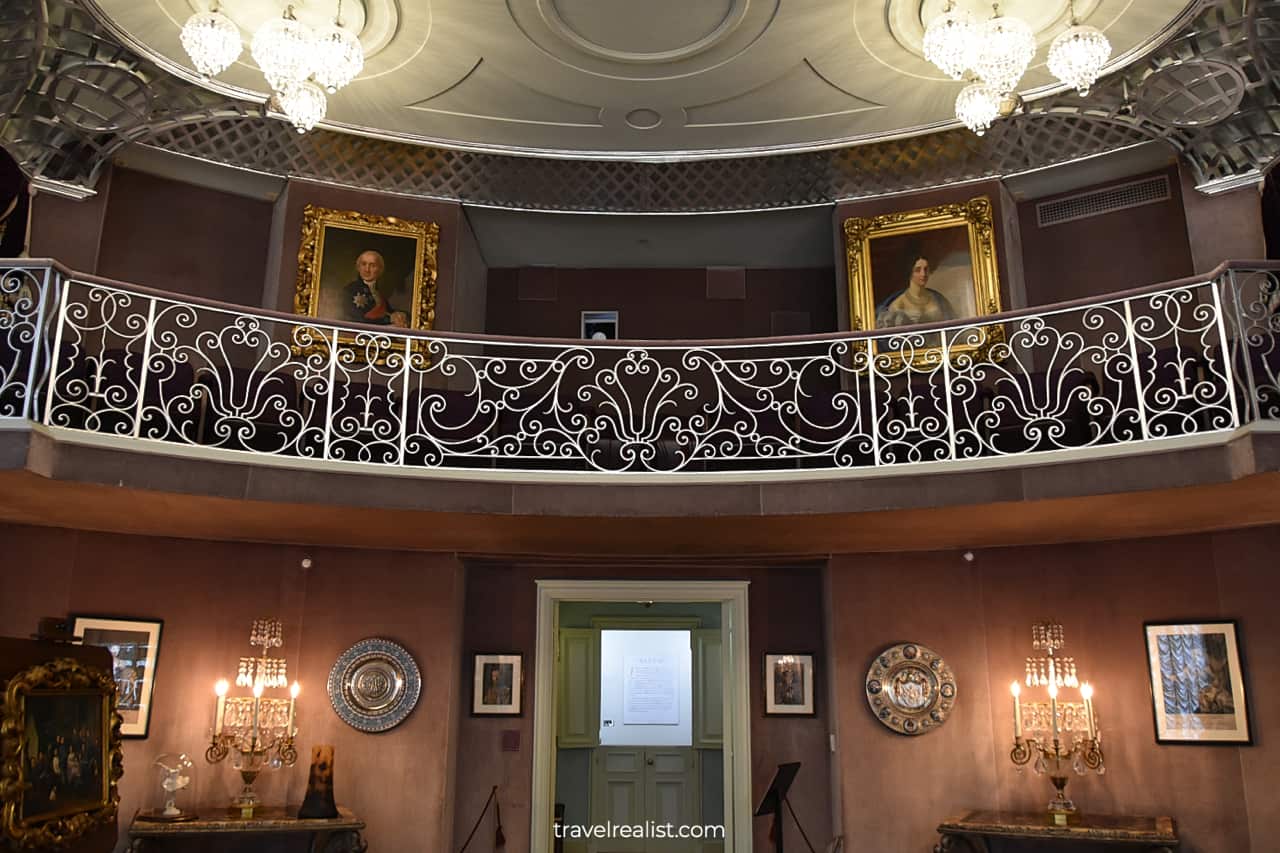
[0,658,122,848]
[843,196,1003,367]
[72,616,163,738]
[293,205,439,341]
[764,653,815,716]
[1144,621,1251,744]
[473,653,522,716]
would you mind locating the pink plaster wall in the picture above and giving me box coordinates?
[828,527,1280,853]
[0,527,465,853]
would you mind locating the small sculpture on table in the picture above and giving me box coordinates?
[136,753,196,822]
[297,745,339,819]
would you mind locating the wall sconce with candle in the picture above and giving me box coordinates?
[206,618,299,816]
[1010,621,1103,823]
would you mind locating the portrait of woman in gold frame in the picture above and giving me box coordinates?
[1,658,122,848]
[293,205,439,349]
[844,196,1003,368]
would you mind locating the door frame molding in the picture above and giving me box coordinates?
[532,579,751,853]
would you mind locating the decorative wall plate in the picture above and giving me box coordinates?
[865,642,956,736]
[327,638,421,732]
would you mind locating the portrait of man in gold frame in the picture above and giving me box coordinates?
[293,205,439,344]
[1,658,122,848]
[844,196,1003,367]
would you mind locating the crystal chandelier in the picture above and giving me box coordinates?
[923,0,1112,134]
[1009,621,1104,821]
[206,618,300,817]
[955,81,1002,135]
[1048,15,1112,96]
[180,1,364,133]
[923,2,977,82]
[177,6,241,78]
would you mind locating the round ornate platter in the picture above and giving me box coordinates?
[864,642,956,736]
[327,638,421,732]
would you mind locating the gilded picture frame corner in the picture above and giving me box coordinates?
[1,657,123,848]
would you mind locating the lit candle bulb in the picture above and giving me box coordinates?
[288,681,300,733]
[1010,681,1023,739]
[1080,682,1096,740]
[214,679,228,736]
[1048,680,1060,740]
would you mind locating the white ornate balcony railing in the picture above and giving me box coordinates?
[1,261,1278,479]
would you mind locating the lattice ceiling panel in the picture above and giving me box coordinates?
[1,0,1276,211]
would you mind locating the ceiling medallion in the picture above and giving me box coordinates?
[180,1,364,133]
[924,0,1110,135]
[865,642,957,736]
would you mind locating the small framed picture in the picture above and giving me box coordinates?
[473,653,522,716]
[764,653,815,716]
[72,615,163,738]
[1144,621,1251,744]
[581,310,619,340]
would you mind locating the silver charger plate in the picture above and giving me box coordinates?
[327,638,421,732]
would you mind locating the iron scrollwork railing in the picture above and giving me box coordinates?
[1,262,1278,477]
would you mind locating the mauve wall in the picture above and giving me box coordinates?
[95,168,273,306]
[0,526,465,853]
[1017,166,1195,306]
[829,526,1280,853]
[27,166,273,306]
[454,561,833,853]
[485,267,838,339]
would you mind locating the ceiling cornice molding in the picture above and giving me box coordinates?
[1,0,1276,213]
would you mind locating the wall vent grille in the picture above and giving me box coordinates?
[1036,175,1171,228]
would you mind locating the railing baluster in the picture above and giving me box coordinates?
[131,297,158,438]
[1210,273,1241,430]
[398,335,412,466]
[42,274,71,427]
[867,339,881,466]
[323,328,338,461]
[1225,270,1260,424]
[1122,298,1150,442]
[21,266,53,422]
[942,329,956,461]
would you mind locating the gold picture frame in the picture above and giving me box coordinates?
[844,196,1003,368]
[1,657,123,848]
[293,205,439,353]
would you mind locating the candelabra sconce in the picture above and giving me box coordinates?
[1009,621,1103,824]
[206,618,300,817]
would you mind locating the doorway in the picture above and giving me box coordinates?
[532,581,751,853]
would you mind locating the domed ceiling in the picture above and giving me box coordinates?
[94,0,1192,159]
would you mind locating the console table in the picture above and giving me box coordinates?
[127,806,366,853]
[936,810,1178,852]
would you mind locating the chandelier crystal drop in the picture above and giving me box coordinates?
[250,9,316,93]
[922,2,979,81]
[972,10,1036,94]
[1048,24,1111,96]
[178,9,242,78]
[311,24,364,94]
[955,82,1002,135]
[276,80,327,133]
